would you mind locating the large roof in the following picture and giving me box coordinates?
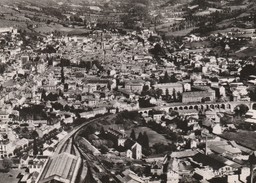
[37,152,81,183]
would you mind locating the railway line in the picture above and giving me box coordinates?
[53,115,108,155]
[50,114,119,182]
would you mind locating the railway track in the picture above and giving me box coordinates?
[73,133,120,183]
[41,114,122,183]
[54,114,111,155]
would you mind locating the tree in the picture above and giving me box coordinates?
[137,132,144,145]
[170,74,178,83]
[0,63,6,74]
[22,127,29,134]
[47,92,58,101]
[130,129,136,140]
[155,88,163,99]
[33,138,38,156]
[143,132,149,148]
[177,91,182,102]
[163,71,169,83]
[172,89,176,101]
[31,130,39,139]
[100,127,105,136]
[142,85,149,92]
[166,89,169,97]
[64,105,70,111]
[249,87,256,101]
[61,65,65,84]
[2,158,13,172]
[41,90,47,101]
[234,104,249,117]
[152,143,166,154]
[100,145,109,154]
[240,64,256,81]
[149,43,164,55]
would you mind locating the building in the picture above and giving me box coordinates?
[126,141,142,160]
[191,153,240,175]
[79,107,107,119]
[150,162,163,175]
[0,111,9,122]
[182,91,215,103]
[125,81,144,93]
[0,139,8,158]
[117,169,144,183]
[167,171,179,183]
[36,152,82,183]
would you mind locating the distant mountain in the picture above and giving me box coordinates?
[0,0,110,6]
[0,0,172,7]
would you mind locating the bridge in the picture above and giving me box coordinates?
[139,101,255,115]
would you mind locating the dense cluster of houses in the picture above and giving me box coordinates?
[1,2,256,180]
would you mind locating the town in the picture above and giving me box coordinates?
[0,0,256,183]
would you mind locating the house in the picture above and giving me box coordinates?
[22,171,40,183]
[41,85,57,92]
[152,113,164,122]
[178,109,199,118]
[212,124,222,135]
[79,107,107,119]
[171,150,198,159]
[63,117,74,124]
[117,169,144,183]
[0,111,9,122]
[106,127,143,160]
[83,79,112,91]
[150,162,163,175]
[145,154,167,163]
[125,141,142,160]
[106,128,127,146]
[27,156,48,173]
[245,110,256,124]
[125,81,144,93]
[191,153,240,175]
[20,154,30,168]
[16,138,30,149]
[167,171,179,183]
[193,167,215,181]
[205,110,218,121]
[83,84,97,93]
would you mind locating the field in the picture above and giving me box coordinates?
[34,23,90,34]
[0,19,27,28]
[166,27,196,37]
[126,127,170,147]
[221,130,256,150]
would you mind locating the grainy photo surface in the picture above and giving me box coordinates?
[0,0,256,182]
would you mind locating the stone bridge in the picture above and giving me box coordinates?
[139,101,255,115]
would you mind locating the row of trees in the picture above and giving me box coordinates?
[141,85,182,102]
[160,71,178,83]
[130,130,149,149]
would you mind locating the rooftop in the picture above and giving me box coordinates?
[38,152,81,183]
